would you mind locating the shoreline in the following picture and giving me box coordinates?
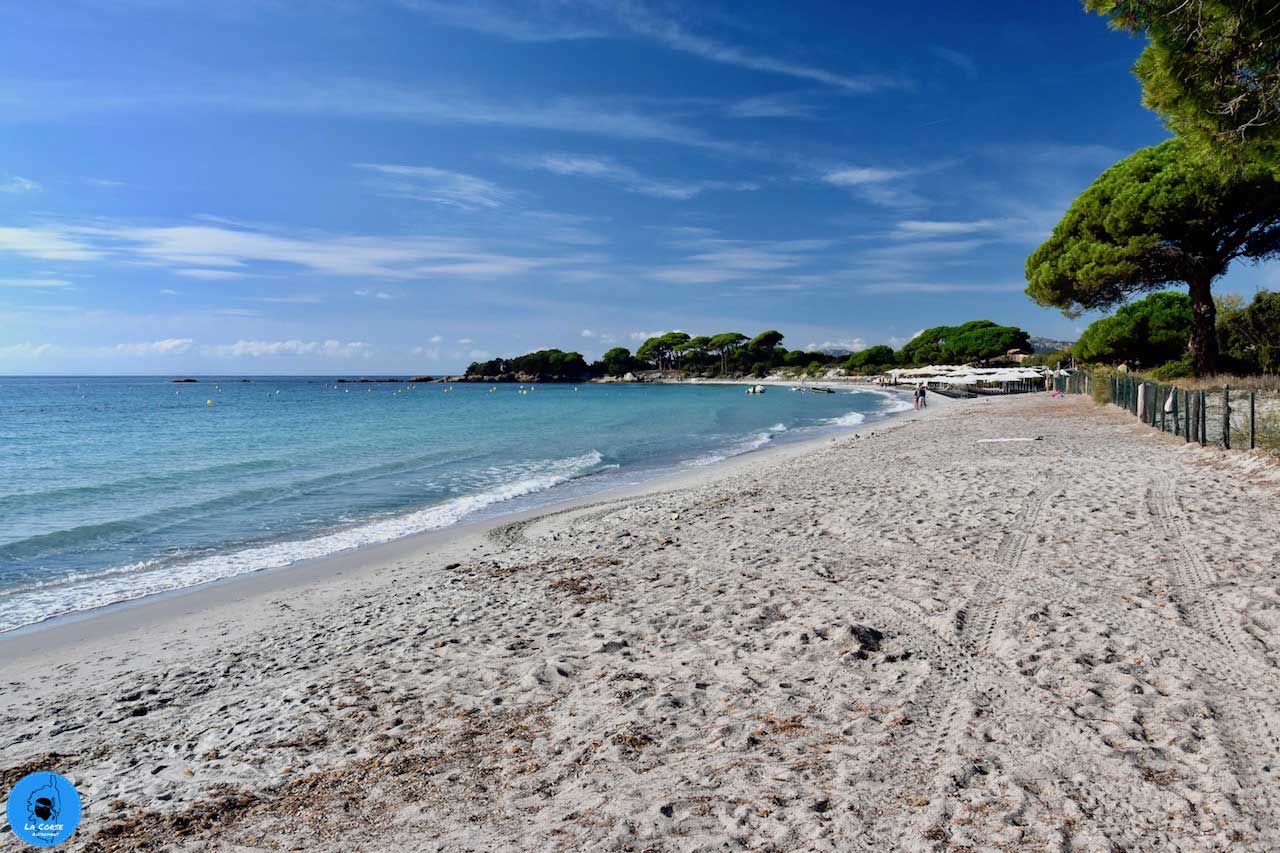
[7,392,1280,848]
[0,385,929,656]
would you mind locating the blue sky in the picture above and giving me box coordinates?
[1,1,1275,374]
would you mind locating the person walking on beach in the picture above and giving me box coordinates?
[917,384,927,409]
[914,384,922,410]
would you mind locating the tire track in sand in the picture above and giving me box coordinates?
[910,479,1060,845]
[1146,475,1280,828]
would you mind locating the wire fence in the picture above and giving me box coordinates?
[1054,373,1280,454]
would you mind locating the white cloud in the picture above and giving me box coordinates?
[0,175,39,193]
[26,221,579,281]
[354,289,393,299]
[857,281,1025,294]
[823,167,905,187]
[429,334,444,344]
[520,153,757,200]
[580,329,596,338]
[891,219,1001,238]
[206,339,372,358]
[160,288,178,295]
[806,338,866,352]
[0,342,54,359]
[403,2,908,94]
[0,226,102,261]
[356,163,512,210]
[113,338,194,356]
[650,236,830,285]
[457,337,474,345]
[174,268,246,280]
[0,77,744,154]
[0,278,72,287]
[629,329,677,342]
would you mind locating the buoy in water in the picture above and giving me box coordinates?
[206,399,213,405]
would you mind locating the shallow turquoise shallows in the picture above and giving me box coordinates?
[0,377,907,631]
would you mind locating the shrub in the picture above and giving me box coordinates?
[1150,358,1195,381]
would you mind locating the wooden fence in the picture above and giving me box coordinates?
[1095,375,1277,452]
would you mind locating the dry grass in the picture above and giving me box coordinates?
[1151,373,1280,391]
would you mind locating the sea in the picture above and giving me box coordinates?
[0,377,911,632]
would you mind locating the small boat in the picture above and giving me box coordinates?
[807,386,835,394]
[745,384,766,395]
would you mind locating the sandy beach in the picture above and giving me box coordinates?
[5,392,1280,850]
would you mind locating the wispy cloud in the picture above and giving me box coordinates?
[0,77,747,155]
[174,268,246,280]
[7,220,592,281]
[806,338,866,352]
[518,153,757,199]
[206,339,372,358]
[855,280,1026,294]
[929,46,977,77]
[650,234,832,285]
[0,175,39,193]
[0,226,103,261]
[724,93,819,120]
[356,163,513,209]
[822,164,935,209]
[113,338,194,356]
[823,166,907,187]
[0,342,54,359]
[0,277,72,287]
[890,219,1002,239]
[605,3,907,94]
[400,1,908,94]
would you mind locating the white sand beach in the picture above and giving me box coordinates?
[4,393,1280,850]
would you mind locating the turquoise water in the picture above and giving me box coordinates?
[0,377,908,631]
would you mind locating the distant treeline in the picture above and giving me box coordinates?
[464,321,1035,380]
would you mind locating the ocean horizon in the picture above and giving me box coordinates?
[0,376,908,632]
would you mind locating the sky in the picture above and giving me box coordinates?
[1,0,1276,375]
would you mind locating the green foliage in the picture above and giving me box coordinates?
[1025,138,1280,373]
[636,332,691,370]
[1150,357,1196,381]
[896,320,1032,365]
[466,349,589,378]
[844,344,896,373]
[749,330,785,350]
[1085,0,1280,169]
[1218,290,1280,372]
[1074,291,1192,366]
[597,346,642,376]
[1021,349,1073,368]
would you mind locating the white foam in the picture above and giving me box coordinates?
[820,411,867,427]
[0,450,605,632]
[684,430,777,468]
[879,398,914,414]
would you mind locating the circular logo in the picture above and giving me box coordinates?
[5,772,81,847]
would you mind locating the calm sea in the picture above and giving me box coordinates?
[0,377,908,631]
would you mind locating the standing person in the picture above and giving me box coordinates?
[913,384,921,410]
[919,384,927,408]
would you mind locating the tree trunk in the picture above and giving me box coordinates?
[1187,275,1219,376]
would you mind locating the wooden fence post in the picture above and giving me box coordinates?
[1251,391,1256,450]
[1184,389,1190,442]
[1192,389,1203,445]
[1222,387,1228,446]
